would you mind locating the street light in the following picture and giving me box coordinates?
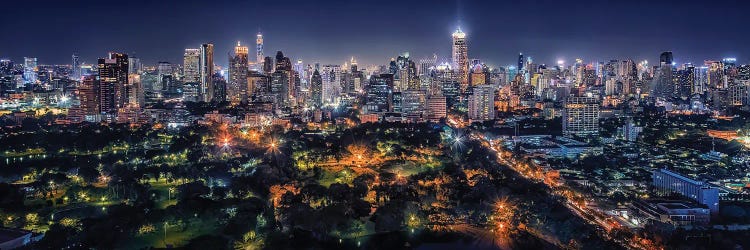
[168,187,175,200]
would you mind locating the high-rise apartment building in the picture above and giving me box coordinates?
[562,96,599,137]
[467,84,495,121]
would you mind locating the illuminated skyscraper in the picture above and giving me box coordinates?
[228,41,249,103]
[294,59,304,79]
[366,74,394,113]
[256,32,264,64]
[451,28,468,91]
[418,54,437,77]
[562,96,599,137]
[183,48,201,83]
[128,56,142,75]
[23,57,38,86]
[97,52,129,114]
[71,54,81,80]
[78,75,98,114]
[467,84,495,121]
[157,62,172,91]
[654,51,675,98]
[427,94,447,122]
[128,74,144,108]
[517,53,524,72]
[310,69,323,107]
[200,43,214,102]
[263,56,274,74]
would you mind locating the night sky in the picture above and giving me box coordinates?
[1,0,748,68]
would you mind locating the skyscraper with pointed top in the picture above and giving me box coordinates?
[451,27,468,92]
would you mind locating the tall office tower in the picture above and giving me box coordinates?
[270,70,290,106]
[660,51,673,66]
[738,64,750,81]
[694,66,708,94]
[517,53,524,72]
[183,49,201,83]
[310,69,323,107]
[349,57,365,94]
[418,54,437,76]
[128,56,142,75]
[562,96,600,137]
[78,75,99,114]
[675,66,695,100]
[71,54,81,80]
[401,90,425,115]
[212,73,227,103]
[271,51,293,105]
[435,63,459,106]
[274,51,291,71]
[654,51,675,98]
[705,60,724,89]
[349,57,357,72]
[128,74,144,108]
[406,60,419,90]
[0,59,12,76]
[23,57,38,86]
[604,77,617,96]
[366,74,394,113]
[200,43,214,102]
[467,84,495,121]
[256,32,264,64]
[228,41,249,103]
[294,59,305,79]
[157,62,173,91]
[320,65,341,104]
[451,28,469,92]
[263,56,274,74]
[426,94,447,122]
[97,52,129,114]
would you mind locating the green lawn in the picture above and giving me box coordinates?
[118,218,219,249]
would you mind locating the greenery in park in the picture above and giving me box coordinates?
[0,121,622,249]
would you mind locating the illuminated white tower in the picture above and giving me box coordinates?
[452,27,468,92]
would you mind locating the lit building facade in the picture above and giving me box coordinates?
[200,43,214,102]
[468,84,495,121]
[451,28,469,92]
[562,96,599,137]
[652,169,719,214]
[228,41,249,103]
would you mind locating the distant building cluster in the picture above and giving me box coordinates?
[0,27,747,137]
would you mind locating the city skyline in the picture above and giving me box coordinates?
[1,0,749,67]
[4,1,750,249]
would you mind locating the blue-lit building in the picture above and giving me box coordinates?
[652,169,719,214]
[23,57,37,86]
[366,74,393,113]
